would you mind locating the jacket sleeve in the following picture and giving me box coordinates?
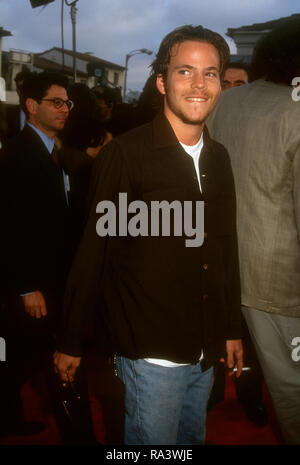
[56,140,127,356]
[222,148,242,341]
[292,142,300,242]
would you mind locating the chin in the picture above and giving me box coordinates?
[181,115,206,125]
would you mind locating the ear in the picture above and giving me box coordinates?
[156,74,166,96]
[25,97,38,116]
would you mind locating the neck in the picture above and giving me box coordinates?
[28,118,55,139]
[164,109,203,146]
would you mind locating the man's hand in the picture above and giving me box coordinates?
[53,351,82,382]
[224,339,243,378]
[22,291,47,319]
[86,131,113,158]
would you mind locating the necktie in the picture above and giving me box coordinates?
[51,144,60,169]
[51,144,69,205]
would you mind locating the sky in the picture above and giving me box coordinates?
[1,0,299,93]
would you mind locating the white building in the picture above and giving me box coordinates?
[227,13,300,63]
[1,45,125,104]
[35,47,125,89]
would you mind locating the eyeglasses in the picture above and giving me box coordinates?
[40,98,74,110]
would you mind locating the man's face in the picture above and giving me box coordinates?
[27,84,69,137]
[156,41,221,131]
[222,68,248,91]
[97,98,113,121]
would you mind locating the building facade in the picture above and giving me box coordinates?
[1,45,125,104]
[227,13,300,63]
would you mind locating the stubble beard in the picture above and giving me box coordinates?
[165,91,208,126]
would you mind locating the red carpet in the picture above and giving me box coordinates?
[206,373,281,445]
[0,358,282,446]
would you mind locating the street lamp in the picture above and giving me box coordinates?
[30,0,55,7]
[123,48,152,101]
[30,0,79,82]
[65,0,79,83]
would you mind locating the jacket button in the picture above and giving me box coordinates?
[203,264,208,270]
[202,294,209,302]
[204,232,208,239]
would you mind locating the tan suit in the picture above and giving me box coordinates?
[208,79,300,316]
[208,79,300,444]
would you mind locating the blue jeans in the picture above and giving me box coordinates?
[116,356,214,445]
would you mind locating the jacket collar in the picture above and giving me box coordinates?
[22,124,50,153]
[152,112,214,152]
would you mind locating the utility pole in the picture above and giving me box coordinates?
[65,0,79,83]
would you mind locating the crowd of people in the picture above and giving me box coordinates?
[0,17,300,446]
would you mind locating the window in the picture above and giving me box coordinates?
[113,72,119,85]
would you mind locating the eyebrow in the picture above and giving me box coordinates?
[173,64,194,70]
[173,65,220,72]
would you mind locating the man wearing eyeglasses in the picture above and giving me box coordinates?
[0,72,95,443]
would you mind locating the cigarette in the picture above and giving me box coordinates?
[233,367,251,372]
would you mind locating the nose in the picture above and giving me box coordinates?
[191,71,206,89]
[60,102,69,112]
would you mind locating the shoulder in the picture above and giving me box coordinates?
[204,126,231,160]
[94,121,153,167]
[112,120,153,150]
[0,126,43,170]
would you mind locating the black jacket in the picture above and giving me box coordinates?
[0,124,73,299]
[58,113,242,366]
[0,104,22,146]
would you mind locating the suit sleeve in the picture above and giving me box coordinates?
[292,142,300,243]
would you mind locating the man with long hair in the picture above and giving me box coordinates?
[55,25,243,445]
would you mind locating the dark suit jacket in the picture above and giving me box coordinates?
[0,104,22,145]
[0,124,73,301]
[58,113,242,367]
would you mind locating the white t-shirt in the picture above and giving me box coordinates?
[145,134,204,367]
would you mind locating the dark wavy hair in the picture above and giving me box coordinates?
[21,72,69,116]
[251,18,300,85]
[151,25,230,81]
[224,61,252,82]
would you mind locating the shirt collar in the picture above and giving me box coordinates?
[27,122,55,154]
[152,112,213,151]
[180,134,203,154]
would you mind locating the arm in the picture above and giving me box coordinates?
[56,140,126,359]
[220,145,244,374]
[86,131,113,158]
